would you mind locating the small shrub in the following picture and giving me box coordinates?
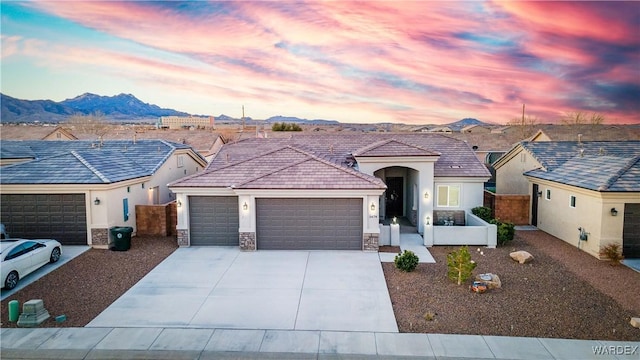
[490,219,515,246]
[471,206,493,222]
[446,246,477,285]
[394,250,419,272]
[423,310,436,321]
[599,243,624,265]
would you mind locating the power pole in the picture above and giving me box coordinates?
[242,105,245,130]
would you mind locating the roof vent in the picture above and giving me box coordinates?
[329,145,334,154]
[578,133,582,144]
[579,148,584,157]
[599,147,606,155]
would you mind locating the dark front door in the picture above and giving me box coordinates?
[385,177,404,219]
[531,184,539,226]
[623,203,640,258]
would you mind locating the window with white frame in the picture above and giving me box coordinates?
[545,189,551,200]
[570,195,576,208]
[437,185,460,207]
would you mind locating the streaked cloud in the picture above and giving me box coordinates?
[1,1,638,124]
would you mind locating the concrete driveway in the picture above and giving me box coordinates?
[87,248,398,332]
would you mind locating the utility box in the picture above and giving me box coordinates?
[109,226,133,251]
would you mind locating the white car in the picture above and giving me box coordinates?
[1,239,62,290]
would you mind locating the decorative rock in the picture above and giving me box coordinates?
[631,317,640,328]
[476,273,501,289]
[510,251,534,264]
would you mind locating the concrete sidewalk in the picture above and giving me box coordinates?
[1,327,639,359]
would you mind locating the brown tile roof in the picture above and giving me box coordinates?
[201,133,491,185]
[170,145,386,190]
[353,139,440,157]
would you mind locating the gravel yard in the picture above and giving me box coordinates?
[0,236,177,328]
[1,230,639,341]
[383,230,640,340]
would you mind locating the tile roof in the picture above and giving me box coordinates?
[353,139,440,157]
[170,134,489,190]
[170,146,386,190]
[520,141,640,192]
[0,140,202,184]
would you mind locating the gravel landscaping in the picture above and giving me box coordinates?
[1,230,639,341]
[383,230,640,340]
[0,236,177,328]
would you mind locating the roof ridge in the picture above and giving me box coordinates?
[234,153,310,187]
[284,145,385,186]
[71,151,111,183]
[598,155,640,191]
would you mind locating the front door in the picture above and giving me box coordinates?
[385,177,403,219]
[531,184,539,226]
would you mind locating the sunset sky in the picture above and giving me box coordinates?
[1,1,639,125]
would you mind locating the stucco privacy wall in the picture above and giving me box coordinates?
[529,179,640,258]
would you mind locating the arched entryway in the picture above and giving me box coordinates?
[374,166,421,229]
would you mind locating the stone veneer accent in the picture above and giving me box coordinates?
[91,228,109,247]
[363,233,379,252]
[177,229,189,247]
[240,232,256,251]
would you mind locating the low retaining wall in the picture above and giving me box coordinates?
[432,212,496,248]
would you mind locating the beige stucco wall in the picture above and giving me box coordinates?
[495,148,541,195]
[529,178,640,259]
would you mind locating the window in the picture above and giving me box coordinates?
[437,185,460,207]
[177,155,184,168]
[545,189,551,200]
[570,195,576,208]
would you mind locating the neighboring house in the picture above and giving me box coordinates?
[169,134,492,251]
[41,126,78,141]
[493,141,640,259]
[0,140,207,247]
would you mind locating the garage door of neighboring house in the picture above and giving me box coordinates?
[0,194,87,245]
[256,198,363,250]
[622,203,640,258]
[188,196,239,246]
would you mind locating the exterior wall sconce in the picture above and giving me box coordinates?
[424,191,429,199]
[243,202,248,211]
[177,199,182,207]
[426,216,431,225]
[370,203,376,211]
[610,208,618,216]
[94,197,101,205]
[392,217,397,225]
[537,191,542,197]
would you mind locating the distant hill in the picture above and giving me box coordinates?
[445,118,491,131]
[1,93,188,122]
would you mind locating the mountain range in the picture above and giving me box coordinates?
[1,92,488,127]
[1,93,188,122]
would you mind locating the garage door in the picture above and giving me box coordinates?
[0,194,87,245]
[623,203,640,258]
[189,196,239,246]
[256,198,362,250]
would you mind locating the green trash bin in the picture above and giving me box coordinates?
[109,226,133,251]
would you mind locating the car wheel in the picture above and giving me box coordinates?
[5,271,19,290]
[50,247,61,263]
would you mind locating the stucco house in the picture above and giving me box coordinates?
[169,134,493,251]
[0,139,206,247]
[493,141,640,259]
